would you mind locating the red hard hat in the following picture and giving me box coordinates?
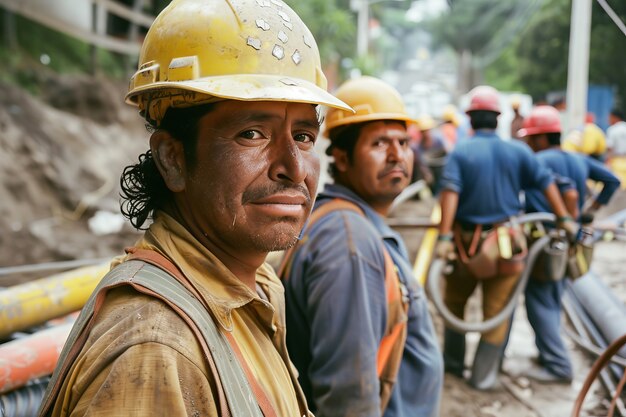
[518,105,561,137]
[466,85,501,114]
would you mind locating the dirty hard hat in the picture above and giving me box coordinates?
[466,85,501,114]
[518,105,561,137]
[125,0,352,125]
[324,76,416,138]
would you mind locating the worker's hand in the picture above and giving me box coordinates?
[581,206,597,225]
[435,235,456,261]
[557,216,580,243]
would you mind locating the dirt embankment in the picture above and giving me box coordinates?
[0,74,146,284]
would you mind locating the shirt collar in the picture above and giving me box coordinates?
[473,129,500,139]
[317,183,404,245]
[128,211,281,332]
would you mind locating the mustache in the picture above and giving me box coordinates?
[242,183,312,205]
[378,163,409,179]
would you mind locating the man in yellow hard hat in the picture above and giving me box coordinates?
[279,76,443,417]
[38,1,351,416]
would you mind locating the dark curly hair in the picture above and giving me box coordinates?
[120,103,216,229]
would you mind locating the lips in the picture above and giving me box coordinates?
[247,192,310,217]
[378,166,408,179]
[252,193,308,206]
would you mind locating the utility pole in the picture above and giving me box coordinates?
[356,0,369,56]
[565,0,592,134]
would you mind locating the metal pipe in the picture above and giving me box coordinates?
[0,258,110,277]
[0,263,109,339]
[568,273,626,358]
[0,323,73,394]
[563,296,626,416]
[564,288,625,382]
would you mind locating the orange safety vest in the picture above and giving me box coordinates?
[278,198,408,412]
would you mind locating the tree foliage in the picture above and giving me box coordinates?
[515,0,626,107]
[285,0,355,65]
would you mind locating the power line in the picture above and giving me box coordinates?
[596,0,626,38]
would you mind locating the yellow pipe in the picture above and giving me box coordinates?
[413,204,441,286]
[0,263,109,339]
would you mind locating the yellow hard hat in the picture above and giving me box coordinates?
[324,76,416,137]
[125,0,352,125]
[441,104,459,127]
[417,114,436,131]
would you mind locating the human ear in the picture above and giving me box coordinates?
[150,130,186,192]
[331,148,350,173]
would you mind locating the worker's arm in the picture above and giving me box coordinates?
[585,155,621,210]
[438,189,459,236]
[299,211,387,417]
[562,188,580,220]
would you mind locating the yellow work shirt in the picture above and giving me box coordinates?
[49,212,310,417]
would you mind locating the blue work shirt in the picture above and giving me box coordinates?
[441,130,553,224]
[283,183,443,417]
[525,148,620,214]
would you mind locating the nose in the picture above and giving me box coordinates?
[268,133,310,184]
[387,139,405,162]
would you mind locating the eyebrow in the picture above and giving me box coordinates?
[234,111,321,129]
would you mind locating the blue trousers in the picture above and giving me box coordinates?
[524,277,573,378]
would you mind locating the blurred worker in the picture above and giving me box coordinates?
[519,105,620,383]
[435,86,578,390]
[408,125,435,189]
[417,114,448,195]
[509,95,524,140]
[607,108,626,158]
[440,104,460,150]
[281,76,443,417]
[562,113,608,162]
[38,1,352,416]
[607,108,626,186]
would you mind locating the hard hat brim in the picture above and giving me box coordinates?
[324,113,417,137]
[125,74,353,112]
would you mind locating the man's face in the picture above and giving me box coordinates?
[179,100,320,259]
[339,121,413,213]
[525,134,547,152]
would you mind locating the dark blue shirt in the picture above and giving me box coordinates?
[283,184,443,417]
[525,149,620,214]
[440,130,553,224]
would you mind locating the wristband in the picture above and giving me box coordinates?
[438,234,453,242]
[557,216,573,222]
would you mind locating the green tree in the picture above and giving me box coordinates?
[285,0,355,67]
[514,0,626,107]
[425,0,542,91]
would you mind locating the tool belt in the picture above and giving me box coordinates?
[567,227,595,280]
[527,225,569,282]
[454,220,527,280]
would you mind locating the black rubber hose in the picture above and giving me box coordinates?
[426,235,550,334]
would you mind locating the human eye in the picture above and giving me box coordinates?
[239,130,265,140]
[294,132,316,144]
[372,138,388,148]
[399,138,410,148]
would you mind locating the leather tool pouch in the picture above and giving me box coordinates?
[566,241,594,280]
[530,232,569,282]
[455,222,528,280]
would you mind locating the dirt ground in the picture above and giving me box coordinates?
[1,74,625,416]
